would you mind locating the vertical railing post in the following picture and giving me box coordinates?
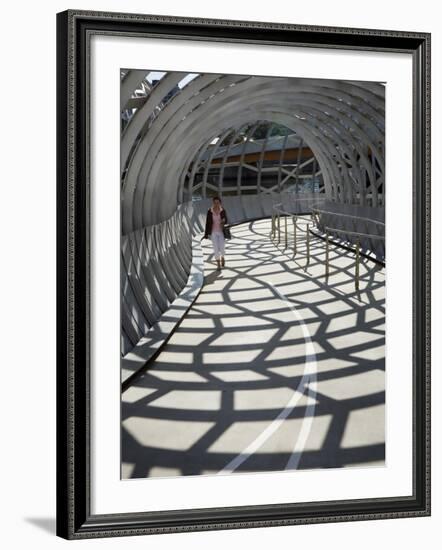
[325,231,329,279]
[314,210,320,228]
[271,214,275,239]
[292,215,297,257]
[284,215,288,248]
[277,213,281,244]
[355,238,360,292]
[306,223,310,266]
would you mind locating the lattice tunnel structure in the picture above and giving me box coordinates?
[120,71,385,369]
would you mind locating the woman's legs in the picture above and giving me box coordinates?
[218,233,225,265]
[210,232,225,269]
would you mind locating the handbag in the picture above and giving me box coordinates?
[223,225,232,240]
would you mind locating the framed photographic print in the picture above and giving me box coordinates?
[56,9,431,539]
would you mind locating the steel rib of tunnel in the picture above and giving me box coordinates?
[120,70,385,369]
[121,72,384,233]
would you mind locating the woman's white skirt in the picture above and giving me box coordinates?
[210,231,225,259]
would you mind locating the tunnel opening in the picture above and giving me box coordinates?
[184,121,325,203]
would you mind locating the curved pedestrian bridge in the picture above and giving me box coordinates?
[122,218,385,479]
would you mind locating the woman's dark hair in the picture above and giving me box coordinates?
[212,196,221,203]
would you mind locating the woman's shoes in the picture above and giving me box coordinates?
[216,257,225,271]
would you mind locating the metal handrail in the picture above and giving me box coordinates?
[273,197,326,220]
[269,203,384,292]
[324,226,385,241]
[322,226,385,291]
[310,203,385,228]
[273,205,314,225]
[270,212,312,266]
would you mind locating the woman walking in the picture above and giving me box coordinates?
[204,196,228,271]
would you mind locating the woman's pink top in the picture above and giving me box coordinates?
[211,208,223,233]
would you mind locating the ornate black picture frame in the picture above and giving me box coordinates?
[56,9,431,540]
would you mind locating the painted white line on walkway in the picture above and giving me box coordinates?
[217,283,317,474]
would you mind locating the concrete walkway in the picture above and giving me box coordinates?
[122,218,385,479]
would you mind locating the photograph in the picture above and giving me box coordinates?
[120,70,386,479]
[1,0,437,545]
[55,8,430,539]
